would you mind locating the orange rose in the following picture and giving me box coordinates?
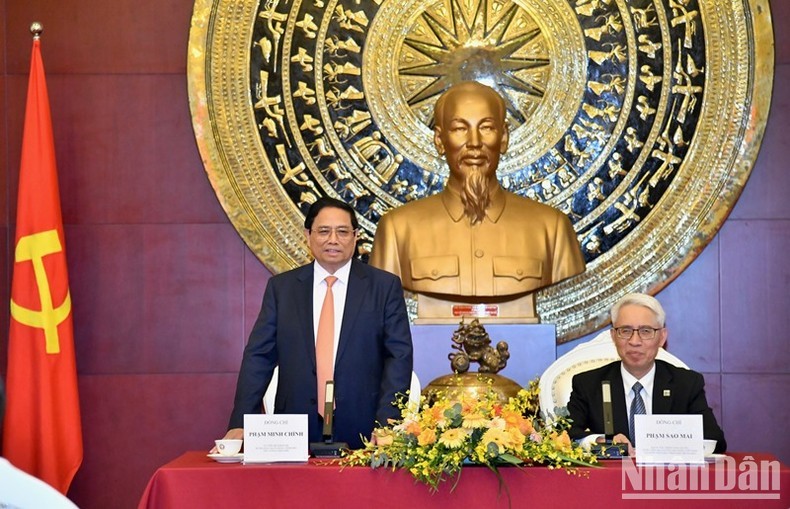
[519,417,535,436]
[404,420,422,436]
[508,427,526,447]
[417,428,437,446]
[550,431,572,452]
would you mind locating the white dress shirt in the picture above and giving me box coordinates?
[621,363,656,415]
[578,363,658,448]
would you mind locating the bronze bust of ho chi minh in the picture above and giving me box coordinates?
[369,81,586,323]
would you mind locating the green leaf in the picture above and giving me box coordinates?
[497,453,524,466]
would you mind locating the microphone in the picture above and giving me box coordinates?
[597,380,627,457]
[310,380,349,457]
[602,380,614,439]
[322,380,335,439]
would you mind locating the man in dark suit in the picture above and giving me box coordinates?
[219,197,413,449]
[567,293,726,454]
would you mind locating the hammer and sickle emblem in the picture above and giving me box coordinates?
[10,229,72,354]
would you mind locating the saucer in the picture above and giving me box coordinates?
[208,453,243,463]
[705,453,726,462]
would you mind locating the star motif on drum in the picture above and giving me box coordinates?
[397,0,550,125]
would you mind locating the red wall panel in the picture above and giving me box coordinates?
[48,74,225,225]
[70,373,238,509]
[67,223,247,375]
[5,0,194,74]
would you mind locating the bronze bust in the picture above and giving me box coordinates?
[370,81,585,321]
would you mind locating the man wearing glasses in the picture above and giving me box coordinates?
[220,197,413,450]
[567,293,726,455]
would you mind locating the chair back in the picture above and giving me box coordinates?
[538,330,689,417]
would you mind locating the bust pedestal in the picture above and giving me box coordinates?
[414,293,539,324]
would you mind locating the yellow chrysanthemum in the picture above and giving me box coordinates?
[501,408,535,436]
[501,409,521,426]
[438,428,468,448]
[428,404,450,428]
[489,416,507,430]
[482,427,514,453]
[461,413,488,429]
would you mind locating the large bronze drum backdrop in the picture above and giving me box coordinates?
[187,0,773,342]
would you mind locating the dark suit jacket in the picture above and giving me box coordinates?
[567,360,726,453]
[228,259,413,449]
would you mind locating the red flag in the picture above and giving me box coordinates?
[2,35,83,494]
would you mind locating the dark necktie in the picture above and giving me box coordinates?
[629,381,646,446]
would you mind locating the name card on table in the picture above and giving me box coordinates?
[243,414,309,463]
[635,414,704,465]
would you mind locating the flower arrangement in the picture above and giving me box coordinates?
[340,377,597,492]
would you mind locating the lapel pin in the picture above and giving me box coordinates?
[663,389,671,397]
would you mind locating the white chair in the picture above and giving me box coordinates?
[538,330,689,417]
[408,372,421,406]
[263,366,279,414]
[263,367,421,414]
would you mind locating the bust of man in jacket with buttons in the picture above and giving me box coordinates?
[369,81,585,321]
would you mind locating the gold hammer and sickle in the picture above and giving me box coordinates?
[10,229,72,354]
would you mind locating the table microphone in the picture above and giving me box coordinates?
[322,380,335,438]
[598,380,627,457]
[310,380,349,457]
[602,380,614,439]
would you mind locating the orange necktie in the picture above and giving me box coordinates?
[316,275,337,415]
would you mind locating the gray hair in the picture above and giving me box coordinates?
[610,293,666,327]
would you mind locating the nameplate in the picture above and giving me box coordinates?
[243,414,309,463]
[451,304,499,317]
[635,414,704,465]
[415,293,539,323]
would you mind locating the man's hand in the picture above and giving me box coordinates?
[597,433,635,456]
[371,428,394,447]
[209,428,244,453]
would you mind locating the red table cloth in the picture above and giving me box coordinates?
[139,451,789,508]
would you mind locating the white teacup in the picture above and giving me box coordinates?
[703,439,717,455]
[215,439,243,456]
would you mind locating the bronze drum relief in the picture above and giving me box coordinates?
[187,0,774,341]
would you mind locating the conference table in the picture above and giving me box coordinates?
[138,451,789,508]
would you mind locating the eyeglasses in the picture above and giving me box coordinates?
[310,226,357,240]
[613,326,664,341]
